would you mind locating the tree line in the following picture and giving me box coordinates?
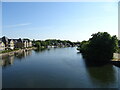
[32,39,80,48]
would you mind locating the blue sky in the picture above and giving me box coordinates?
[2,2,118,42]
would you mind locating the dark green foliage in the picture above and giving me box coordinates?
[33,39,75,48]
[34,41,41,48]
[78,32,118,63]
[118,40,120,53]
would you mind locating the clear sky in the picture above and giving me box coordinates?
[2,2,118,42]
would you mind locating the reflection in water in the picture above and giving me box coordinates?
[84,60,118,88]
[2,55,14,67]
[2,50,32,67]
[15,50,32,59]
[34,48,50,53]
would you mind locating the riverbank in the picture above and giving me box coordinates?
[111,53,120,67]
[0,47,37,57]
[112,53,120,61]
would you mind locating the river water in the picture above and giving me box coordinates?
[2,47,120,88]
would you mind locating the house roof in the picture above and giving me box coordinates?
[23,40,28,42]
[18,38,23,42]
[8,39,14,43]
[23,39,31,42]
[2,36,9,40]
[13,38,23,43]
[0,36,32,44]
[2,36,9,44]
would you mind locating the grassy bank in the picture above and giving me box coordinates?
[0,47,36,54]
[0,49,19,54]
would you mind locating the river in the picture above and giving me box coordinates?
[2,47,120,88]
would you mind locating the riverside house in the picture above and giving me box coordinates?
[23,40,28,48]
[8,39,14,50]
[1,36,14,50]
[23,39,32,48]
[13,38,24,49]
[13,38,32,49]
[0,36,32,51]
[28,40,32,47]
[0,40,5,51]
[1,36,9,50]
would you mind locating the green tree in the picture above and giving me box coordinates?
[35,41,41,48]
[78,32,118,63]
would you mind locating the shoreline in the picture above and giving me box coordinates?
[112,53,120,61]
[111,53,120,67]
[1,49,120,60]
[0,47,37,57]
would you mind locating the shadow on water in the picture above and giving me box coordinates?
[2,50,32,67]
[86,64,115,83]
[77,52,118,87]
[83,58,117,87]
[78,51,109,67]
[111,61,120,68]
[84,59,110,67]
[85,63,118,87]
[78,51,120,68]
[77,52,81,54]
[33,48,49,53]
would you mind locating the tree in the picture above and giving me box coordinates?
[78,32,118,63]
[35,41,41,48]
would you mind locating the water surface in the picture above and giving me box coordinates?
[2,47,120,88]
